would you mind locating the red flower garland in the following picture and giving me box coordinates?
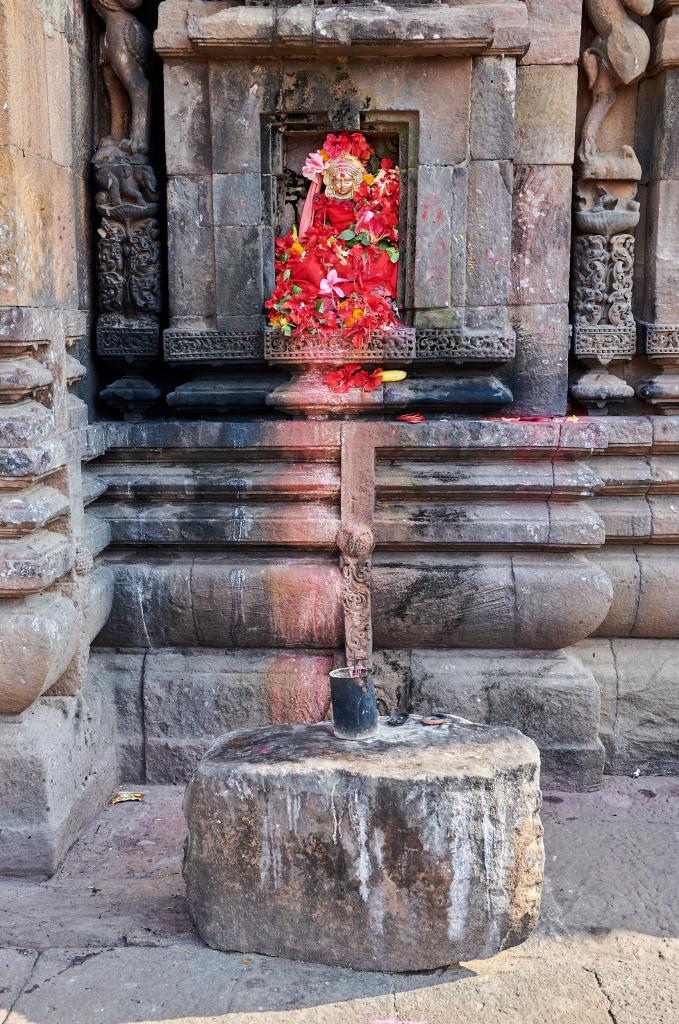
[266,132,400,351]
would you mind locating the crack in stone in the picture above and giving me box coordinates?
[586,966,619,1024]
[2,950,41,1024]
[630,545,643,636]
[140,651,149,784]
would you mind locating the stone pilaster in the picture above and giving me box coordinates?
[635,0,679,412]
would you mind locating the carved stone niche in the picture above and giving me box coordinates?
[156,0,526,415]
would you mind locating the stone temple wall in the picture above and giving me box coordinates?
[3,0,679,877]
[0,0,116,874]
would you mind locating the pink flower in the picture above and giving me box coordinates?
[302,151,325,181]
[319,268,350,298]
[355,209,374,233]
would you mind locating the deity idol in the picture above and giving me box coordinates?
[266,132,401,349]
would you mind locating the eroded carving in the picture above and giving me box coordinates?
[91,0,153,154]
[638,325,679,414]
[90,0,161,414]
[337,522,375,667]
[579,0,653,177]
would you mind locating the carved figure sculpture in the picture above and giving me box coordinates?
[579,0,653,163]
[91,0,153,154]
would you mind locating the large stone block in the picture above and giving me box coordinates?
[522,0,583,66]
[97,556,343,649]
[414,165,468,311]
[509,302,570,416]
[144,649,334,783]
[470,56,516,161]
[466,160,512,306]
[515,66,577,165]
[164,61,211,175]
[0,678,116,876]
[0,593,78,714]
[372,552,612,650]
[409,649,604,791]
[510,164,572,306]
[183,717,544,971]
[166,175,216,320]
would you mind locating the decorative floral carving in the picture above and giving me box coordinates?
[337,522,375,667]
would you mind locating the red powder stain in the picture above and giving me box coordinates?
[267,654,333,724]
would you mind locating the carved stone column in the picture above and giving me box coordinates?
[337,522,375,668]
[636,0,679,412]
[570,192,638,413]
[569,0,652,414]
[90,0,162,418]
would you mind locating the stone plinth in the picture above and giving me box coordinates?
[183,715,544,972]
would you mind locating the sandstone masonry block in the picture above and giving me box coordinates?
[515,65,577,165]
[470,56,516,161]
[183,717,544,971]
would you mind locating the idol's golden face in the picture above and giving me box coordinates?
[323,155,364,200]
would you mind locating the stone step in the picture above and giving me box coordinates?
[376,458,602,500]
[594,494,679,542]
[374,499,605,549]
[95,461,340,501]
[91,500,340,547]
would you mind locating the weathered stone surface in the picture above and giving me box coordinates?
[372,552,612,651]
[0,593,79,714]
[0,399,54,448]
[642,179,679,323]
[594,546,679,638]
[166,175,215,321]
[183,717,543,971]
[97,556,343,649]
[414,165,467,310]
[87,649,145,782]
[470,56,516,160]
[577,638,679,775]
[0,679,116,876]
[522,0,583,65]
[466,160,512,306]
[510,164,572,305]
[163,61,211,175]
[509,303,570,416]
[515,65,577,165]
[144,649,334,783]
[410,649,604,789]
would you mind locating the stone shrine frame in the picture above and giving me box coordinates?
[156,0,528,410]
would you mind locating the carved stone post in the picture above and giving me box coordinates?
[90,0,162,418]
[569,0,652,413]
[337,522,375,668]
[570,192,638,413]
[636,0,679,412]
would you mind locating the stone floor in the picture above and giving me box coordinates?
[1,778,677,1024]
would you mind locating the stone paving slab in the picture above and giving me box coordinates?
[0,949,38,1020]
[0,779,678,1022]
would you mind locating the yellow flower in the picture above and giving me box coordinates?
[291,242,304,254]
[351,308,364,320]
[327,236,336,247]
[363,174,375,185]
[320,149,330,159]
